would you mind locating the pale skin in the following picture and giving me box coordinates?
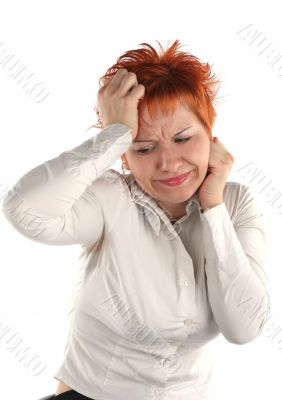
[55,380,73,395]
[55,71,234,396]
[97,68,234,216]
[122,102,234,219]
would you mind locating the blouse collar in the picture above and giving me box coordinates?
[125,173,201,237]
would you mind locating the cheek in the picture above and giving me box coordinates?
[184,142,209,161]
[127,154,152,177]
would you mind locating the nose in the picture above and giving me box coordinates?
[157,146,184,173]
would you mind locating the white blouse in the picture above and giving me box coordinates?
[1,123,271,400]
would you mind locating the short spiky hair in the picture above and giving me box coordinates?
[92,39,221,137]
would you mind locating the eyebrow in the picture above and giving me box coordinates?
[133,126,192,142]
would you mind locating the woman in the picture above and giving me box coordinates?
[1,40,271,400]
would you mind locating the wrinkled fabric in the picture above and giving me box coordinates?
[1,123,271,400]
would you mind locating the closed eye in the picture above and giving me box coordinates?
[136,137,191,154]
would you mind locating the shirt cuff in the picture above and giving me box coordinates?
[199,202,243,261]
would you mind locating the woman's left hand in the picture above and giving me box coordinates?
[197,136,234,210]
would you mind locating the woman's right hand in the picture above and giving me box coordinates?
[97,68,145,140]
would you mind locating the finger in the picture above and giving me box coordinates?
[107,68,128,90]
[117,71,139,97]
[127,83,145,102]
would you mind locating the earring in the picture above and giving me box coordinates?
[121,156,129,170]
[121,162,130,187]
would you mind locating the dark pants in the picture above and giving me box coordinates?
[38,389,95,400]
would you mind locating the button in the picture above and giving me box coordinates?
[184,280,191,287]
[184,319,193,326]
[154,388,163,395]
[160,358,167,366]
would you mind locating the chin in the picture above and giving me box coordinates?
[154,187,194,202]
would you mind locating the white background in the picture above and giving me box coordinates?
[0,1,281,399]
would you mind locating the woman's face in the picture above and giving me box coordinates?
[123,103,211,220]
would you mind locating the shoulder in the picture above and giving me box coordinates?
[86,168,132,215]
[223,181,262,224]
[89,168,129,194]
[223,180,253,203]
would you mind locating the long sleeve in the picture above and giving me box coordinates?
[1,123,132,247]
[200,183,271,344]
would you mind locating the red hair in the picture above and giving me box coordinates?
[90,39,221,164]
